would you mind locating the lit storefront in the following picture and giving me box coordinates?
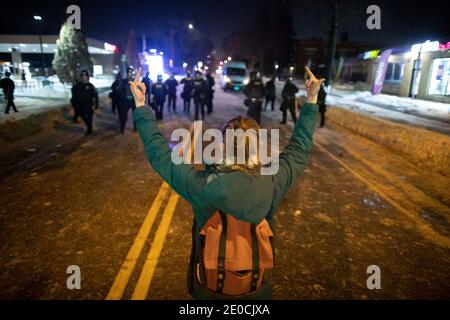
[0,34,117,80]
[353,40,450,103]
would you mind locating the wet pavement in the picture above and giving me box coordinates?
[0,84,449,299]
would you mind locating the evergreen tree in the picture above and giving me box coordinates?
[52,22,93,84]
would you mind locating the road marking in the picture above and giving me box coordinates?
[105,182,170,300]
[131,191,180,300]
[314,140,450,249]
[107,122,194,300]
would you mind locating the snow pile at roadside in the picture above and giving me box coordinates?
[359,94,450,115]
[327,107,450,177]
[326,88,450,118]
[15,86,71,99]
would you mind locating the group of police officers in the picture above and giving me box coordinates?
[70,66,326,135]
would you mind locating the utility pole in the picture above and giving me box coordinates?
[170,25,175,68]
[34,15,47,78]
[325,0,340,87]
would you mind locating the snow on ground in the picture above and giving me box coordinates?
[0,97,68,124]
[278,79,450,134]
[13,76,113,99]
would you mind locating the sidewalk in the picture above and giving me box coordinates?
[274,79,450,135]
[0,96,69,124]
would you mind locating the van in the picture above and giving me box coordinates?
[220,61,248,91]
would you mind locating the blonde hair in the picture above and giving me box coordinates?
[217,116,262,175]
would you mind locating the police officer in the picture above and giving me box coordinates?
[117,67,137,134]
[70,78,80,122]
[142,71,153,107]
[317,84,327,128]
[0,72,18,114]
[152,75,167,120]
[205,71,215,114]
[264,76,276,111]
[280,76,299,124]
[243,71,265,124]
[181,71,194,113]
[192,71,208,121]
[71,70,99,135]
[110,72,122,115]
[165,73,178,112]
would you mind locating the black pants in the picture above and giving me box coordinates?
[194,97,205,121]
[183,97,192,113]
[319,105,327,128]
[4,98,18,114]
[167,94,176,111]
[73,105,80,121]
[155,100,165,120]
[264,97,275,111]
[247,100,263,124]
[206,92,214,114]
[111,97,118,114]
[118,101,134,133]
[282,99,297,124]
[80,109,94,135]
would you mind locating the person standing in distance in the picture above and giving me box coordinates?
[165,73,178,112]
[71,70,99,135]
[0,72,18,114]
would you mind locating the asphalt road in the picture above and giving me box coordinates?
[0,83,449,300]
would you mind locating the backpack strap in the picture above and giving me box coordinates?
[250,223,260,291]
[216,211,228,293]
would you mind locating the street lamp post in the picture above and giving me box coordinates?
[33,15,47,78]
[169,23,194,68]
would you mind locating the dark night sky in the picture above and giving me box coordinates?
[1,0,449,52]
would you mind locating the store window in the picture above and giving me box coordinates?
[428,58,450,96]
[385,62,404,82]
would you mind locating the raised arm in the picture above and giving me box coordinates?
[129,68,205,204]
[274,67,324,202]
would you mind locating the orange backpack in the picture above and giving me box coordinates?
[190,211,274,298]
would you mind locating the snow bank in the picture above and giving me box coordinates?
[15,85,71,99]
[359,94,450,115]
[0,107,69,143]
[327,107,450,177]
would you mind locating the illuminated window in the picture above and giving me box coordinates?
[428,58,450,96]
[385,62,404,82]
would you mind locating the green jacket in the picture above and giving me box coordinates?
[133,103,318,230]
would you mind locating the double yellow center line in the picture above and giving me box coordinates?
[106,122,198,300]
[105,182,179,300]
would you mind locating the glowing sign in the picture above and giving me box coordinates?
[104,43,116,52]
[411,40,439,53]
[93,65,103,75]
[145,53,164,82]
[363,50,380,59]
[440,42,450,51]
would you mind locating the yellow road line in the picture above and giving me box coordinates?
[131,191,180,300]
[314,141,450,249]
[105,182,171,300]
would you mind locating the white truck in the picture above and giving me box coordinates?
[220,61,248,91]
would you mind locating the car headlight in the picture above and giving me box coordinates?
[224,76,231,83]
[243,78,249,85]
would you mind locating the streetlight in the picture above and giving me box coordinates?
[227,56,232,61]
[170,23,194,68]
[33,15,46,78]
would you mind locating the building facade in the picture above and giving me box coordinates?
[0,34,117,79]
